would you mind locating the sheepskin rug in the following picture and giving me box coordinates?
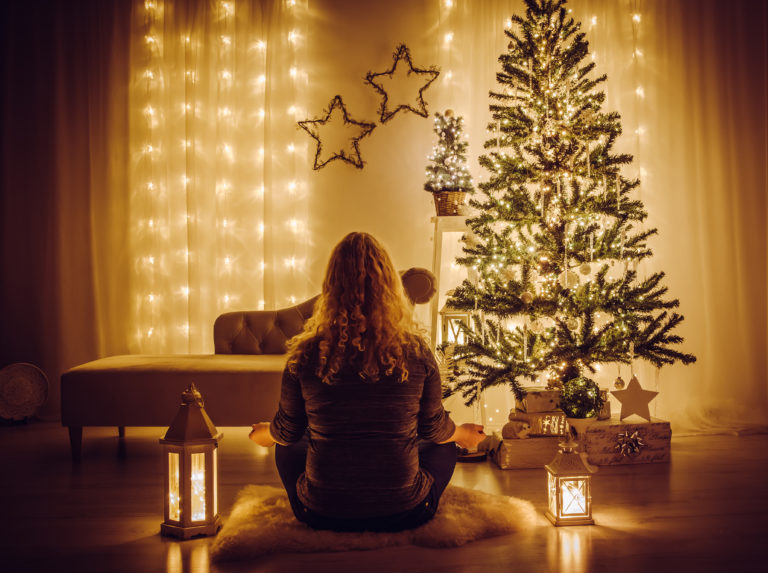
[211,484,537,561]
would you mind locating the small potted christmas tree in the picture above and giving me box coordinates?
[424,110,474,215]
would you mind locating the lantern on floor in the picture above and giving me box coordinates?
[440,295,472,345]
[545,439,594,526]
[160,383,222,539]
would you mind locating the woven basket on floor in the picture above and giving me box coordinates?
[432,191,467,216]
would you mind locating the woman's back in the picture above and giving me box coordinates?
[273,351,454,518]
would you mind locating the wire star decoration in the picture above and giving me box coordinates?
[297,95,376,170]
[365,43,440,123]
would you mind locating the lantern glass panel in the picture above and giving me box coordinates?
[191,452,206,521]
[561,478,588,516]
[213,448,218,516]
[169,452,181,521]
[448,318,465,344]
[547,472,557,516]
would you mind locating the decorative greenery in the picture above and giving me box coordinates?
[560,376,603,418]
[297,95,376,170]
[424,110,475,194]
[444,0,696,406]
[365,43,440,123]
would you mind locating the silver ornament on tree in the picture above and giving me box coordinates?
[520,291,534,305]
[566,317,580,331]
[558,270,579,288]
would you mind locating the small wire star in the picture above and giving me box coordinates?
[365,44,440,123]
[297,95,376,170]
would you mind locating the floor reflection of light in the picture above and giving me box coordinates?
[166,543,182,573]
[190,543,210,573]
[547,526,592,573]
[166,541,210,573]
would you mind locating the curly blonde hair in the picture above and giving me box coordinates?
[286,232,428,383]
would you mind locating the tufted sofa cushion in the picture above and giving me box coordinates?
[214,296,319,355]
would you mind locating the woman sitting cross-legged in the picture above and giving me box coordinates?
[249,231,485,532]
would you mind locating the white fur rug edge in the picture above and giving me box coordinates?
[210,484,538,562]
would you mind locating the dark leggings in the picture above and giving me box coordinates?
[274,436,457,532]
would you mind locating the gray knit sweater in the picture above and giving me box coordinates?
[270,350,456,519]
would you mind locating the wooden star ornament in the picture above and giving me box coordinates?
[298,95,376,170]
[365,44,440,123]
[611,375,659,422]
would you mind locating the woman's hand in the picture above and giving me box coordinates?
[454,423,486,449]
[249,422,276,447]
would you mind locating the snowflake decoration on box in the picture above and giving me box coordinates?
[298,95,376,170]
[365,43,440,123]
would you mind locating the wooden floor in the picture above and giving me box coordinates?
[1,422,767,573]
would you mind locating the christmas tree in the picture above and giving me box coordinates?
[424,110,474,195]
[445,0,695,407]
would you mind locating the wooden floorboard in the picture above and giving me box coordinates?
[1,422,766,572]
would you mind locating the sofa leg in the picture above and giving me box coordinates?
[68,426,83,463]
[118,426,125,438]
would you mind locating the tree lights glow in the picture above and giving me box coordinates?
[441,0,695,406]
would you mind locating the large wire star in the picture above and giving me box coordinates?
[365,44,440,123]
[298,95,376,170]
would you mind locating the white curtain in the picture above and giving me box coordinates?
[129,0,311,354]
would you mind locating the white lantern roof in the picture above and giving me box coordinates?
[161,384,221,444]
[545,443,593,477]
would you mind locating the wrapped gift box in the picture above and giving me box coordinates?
[491,433,560,469]
[516,387,561,413]
[583,416,671,465]
[514,408,567,436]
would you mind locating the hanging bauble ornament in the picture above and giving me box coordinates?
[520,291,534,305]
[566,317,580,331]
[614,376,626,390]
[558,270,579,289]
[530,319,545,334]
[539,258,553,274]
[445,109,454,117]
[579,262,592,275]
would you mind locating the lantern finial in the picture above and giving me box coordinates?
[181,383,204,407]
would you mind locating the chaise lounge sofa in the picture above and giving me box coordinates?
[61,268,436,461]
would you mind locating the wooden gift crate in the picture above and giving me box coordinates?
[517,387,560,413]
[515,408,567,436]
[491,433,560,469]
[583,416,671,466]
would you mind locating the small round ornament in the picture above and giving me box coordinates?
[445,109,454,118]
[566,317,580,331]
[579,262,592,275]
[614,376,626,390]
[558,270,579,289]
[520,291,534,304]
[530,319,545,334]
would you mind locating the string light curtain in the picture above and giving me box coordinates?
[130,0,310,353]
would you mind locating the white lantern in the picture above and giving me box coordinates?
[160,384,222,539]
[439,301,472,345]
[545,440,594,526]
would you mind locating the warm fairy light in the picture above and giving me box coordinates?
[444,0,453,8]
[289,66,297,77]
[220,35,231,45]
[590,16,597,25]
[288,30,298,43]
[256,40,266,51]
[444,32,454,44]
[632,13,641,23]
[635,86,645,98]
[287,143,295,153]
